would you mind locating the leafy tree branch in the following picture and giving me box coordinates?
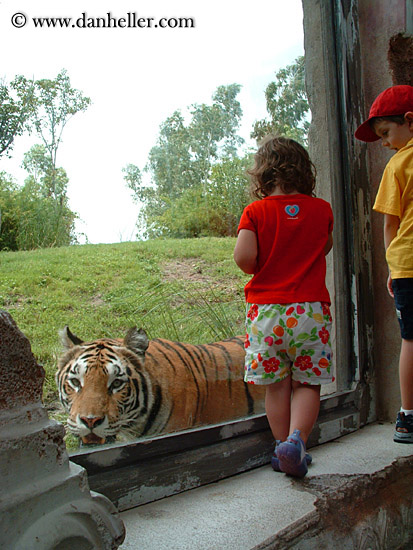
[251,56,309,146]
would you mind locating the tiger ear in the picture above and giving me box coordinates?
[59,326,83,350]
[124,327,149,357]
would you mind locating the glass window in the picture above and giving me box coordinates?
[69,0,375,511]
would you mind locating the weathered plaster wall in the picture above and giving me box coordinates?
[357,0,407,420]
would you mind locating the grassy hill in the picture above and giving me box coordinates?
[0,237,248,406]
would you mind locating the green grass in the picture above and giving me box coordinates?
[0,238,249,405]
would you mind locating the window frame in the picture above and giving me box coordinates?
[70,0,375,512]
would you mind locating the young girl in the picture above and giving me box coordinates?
[234,136,334,478]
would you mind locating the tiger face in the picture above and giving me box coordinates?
[56,326,265,446]
[57,326,153,445]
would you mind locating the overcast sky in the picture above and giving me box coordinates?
[0,0,304,244]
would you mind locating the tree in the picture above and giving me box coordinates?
[16,183,77,250]
[8,69,90,247]
[20,144,75,248]
[122,163,143,202]
[29,69,91,197]
[0,169,77,251]
[251,56,310,146]
[22,144,69,202]
[0,70,87,250]
[206,155,252,236]
[145,155,252,239]
[122,163,156,237]
[0,172,20,250]
[147,84,244,195]
[146,110,194,201]
[0,76,36,158]
[188,84,244,186]
[126,84,246,238]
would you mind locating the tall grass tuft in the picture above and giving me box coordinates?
[129,282,245,343]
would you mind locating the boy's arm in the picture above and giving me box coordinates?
[383,213,400,298]
[234,229,258,274]
[384,213,399,249]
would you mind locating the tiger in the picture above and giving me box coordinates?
[56,326,266,445]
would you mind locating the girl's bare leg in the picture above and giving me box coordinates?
[265,376,292,442]
[289,381,321,444]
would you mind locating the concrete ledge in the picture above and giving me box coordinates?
[119,423,413,549]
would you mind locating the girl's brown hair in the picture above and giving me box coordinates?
[248,135,316,199]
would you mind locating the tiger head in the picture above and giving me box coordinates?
[56,326,151,446]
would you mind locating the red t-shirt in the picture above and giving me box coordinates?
[237,194,333,304]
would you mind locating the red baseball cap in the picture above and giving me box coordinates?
[355,85,413,142]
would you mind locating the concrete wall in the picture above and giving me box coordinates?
[0,310,125,549]
[357,0,407,420]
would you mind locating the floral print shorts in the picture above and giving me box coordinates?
[244,302,334,386]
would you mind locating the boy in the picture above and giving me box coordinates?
[355,84,413,443]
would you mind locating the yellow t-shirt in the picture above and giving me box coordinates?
[373,138,413,278]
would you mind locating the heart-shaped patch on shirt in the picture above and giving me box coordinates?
[285,205,300,217]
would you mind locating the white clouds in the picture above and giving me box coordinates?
[0,0,304,243]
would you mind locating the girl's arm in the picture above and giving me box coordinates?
[324,232,333,255]
[383,213,400,298]
[234,229,258,274]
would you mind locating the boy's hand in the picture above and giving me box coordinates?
[387,274,394,298]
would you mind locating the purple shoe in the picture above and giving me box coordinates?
[271,440,283,472]
[271,438,312,473]
[276,430,309,478]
